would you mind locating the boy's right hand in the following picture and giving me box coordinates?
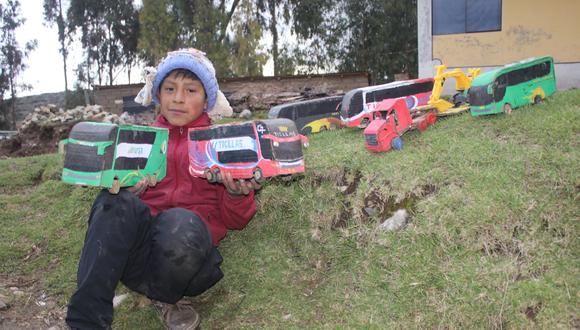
[126,176,152,196]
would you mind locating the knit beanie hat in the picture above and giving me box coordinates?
[135,48,219,112]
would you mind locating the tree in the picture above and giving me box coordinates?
[255,0,293,76]
[137,0,180,65]
[122,7,140,83]
[303,0,418,83]
[229,0,267,76]
[137,0,268,78]
[0,0,37,129]
[252,0,332,76]
[68,0,139,86]
[43,0,70,92]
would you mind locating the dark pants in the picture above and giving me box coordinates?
[66,190,224,329]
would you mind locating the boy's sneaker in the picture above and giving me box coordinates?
[152,299,200,330]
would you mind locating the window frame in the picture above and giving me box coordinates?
[432,0,502,36]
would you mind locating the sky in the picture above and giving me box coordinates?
[16,0,83,96]
[15,0,276,98]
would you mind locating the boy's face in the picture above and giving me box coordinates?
[158,71,208,127]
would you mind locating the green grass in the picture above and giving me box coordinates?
[0,90,578,329]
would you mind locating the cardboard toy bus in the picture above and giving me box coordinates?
[61,122,168,193]
[469,56,556,116]
[339,78,433,127]
[268,95,343,135]
[188,118,308,183]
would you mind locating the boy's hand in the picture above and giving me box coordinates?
[126,176,153,196]
[222,172,261,196]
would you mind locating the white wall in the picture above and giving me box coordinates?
[417,0,434,79]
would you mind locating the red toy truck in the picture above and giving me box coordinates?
[188,118,308,183]
[363,98,437,152]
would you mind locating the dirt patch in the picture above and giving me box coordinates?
[328,168,440,230]
[332,202,350,229]
[0,274,66,330]
[337,170,363,195]
[0,121,75,158]
[522,302,542,323]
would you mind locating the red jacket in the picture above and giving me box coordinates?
[140,113,257,246]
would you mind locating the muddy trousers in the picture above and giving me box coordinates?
[66,190,224,329]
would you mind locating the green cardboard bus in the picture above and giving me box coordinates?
[61,122,168,193]
[469,56,556,116]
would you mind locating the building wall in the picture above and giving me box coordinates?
[418,0,434,80]
[418,0,580,90]
[94,72,370,114]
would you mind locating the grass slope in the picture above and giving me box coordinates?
[0,89,578,329]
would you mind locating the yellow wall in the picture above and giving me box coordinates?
[433,0,580,67]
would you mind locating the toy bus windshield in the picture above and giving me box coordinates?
[468,85,493,106]
[257,120,303,162]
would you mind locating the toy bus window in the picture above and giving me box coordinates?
[65,123,117,172]
[346,91,364,118]
[201,123,258,164]
[279,106,298,121]
[255,122,274,160]
[369,88,395,103]
[64,144,107,172]
[417,81,435,93]
[218,149,259,163]
[535,61,550,78]
[494,74,508,102]
[114,130,156,170]
[507,68,527,86]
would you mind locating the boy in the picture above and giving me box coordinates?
[66,49,260,329]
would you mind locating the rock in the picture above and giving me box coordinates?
[113,293,129,308]
[378,209,409,232]
[310,227,322,242]
[364,207,379,216]
[0,298,8,310]
[239,109,252,119]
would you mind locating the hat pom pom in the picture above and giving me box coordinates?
[134,66,157,106]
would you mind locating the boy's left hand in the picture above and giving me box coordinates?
[222,172,261,196]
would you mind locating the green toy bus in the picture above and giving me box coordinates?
[61,122,168,193]
[469,56,556,116]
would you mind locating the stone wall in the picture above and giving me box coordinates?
[5,91,66,126]
[94,72,370,114]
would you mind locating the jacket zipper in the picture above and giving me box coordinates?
[170,127,184,206]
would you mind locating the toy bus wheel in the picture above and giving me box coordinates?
[360,117,370,128]
[534,95,542,104]
[319,125,327,132]
[280,174,292,182]
[502,103,512,115]
[204,169,216,183]
[391,137,403,151]
[213,168,222,182]
[108,179,120,194]
[428,113,437,125]
[253,168,264,183]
